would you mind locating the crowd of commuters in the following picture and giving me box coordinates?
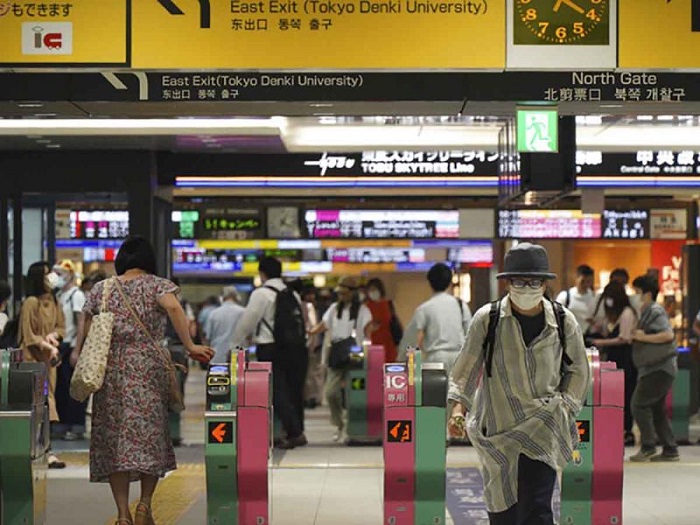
[0,237,691,524]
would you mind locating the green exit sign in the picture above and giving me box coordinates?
[517,108,559,153]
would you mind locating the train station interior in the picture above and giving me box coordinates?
[3,1,700,524]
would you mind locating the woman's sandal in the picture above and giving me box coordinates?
[134,502,155,525]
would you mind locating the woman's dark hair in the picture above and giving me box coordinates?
[366,278,386,298]
[633,275,660,302]
[337,294,361,321]
[0,280,11,304]
[114,235,157,276]
[602,281,631,322]
[26,261,50,298]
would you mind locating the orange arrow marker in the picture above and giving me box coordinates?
[389,422,400,439]
[212,422,227,443]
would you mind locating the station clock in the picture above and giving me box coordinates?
[267,207,300,238]
[514,0,609,45]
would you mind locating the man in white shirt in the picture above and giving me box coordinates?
[401,263,472,376]
[53,259,87,440]
[556,264,596,333]
[231,257,308,449]
[205,286,245,363]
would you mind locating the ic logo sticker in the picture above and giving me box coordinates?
[21,22,73,55]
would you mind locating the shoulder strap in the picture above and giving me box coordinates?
[257,285,281,336]
[483,299,501,378]
[565,289,571,308]
[113,278,175,370]
[455,296,467,335]
[550,298,573,368]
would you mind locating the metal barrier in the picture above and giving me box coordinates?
[383,349,448,525]
[560,348,624,525]
[205,348,271,525]
[0,348,50,525]
[345,344,385,445]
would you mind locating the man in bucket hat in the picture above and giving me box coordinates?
[448,242,590,525]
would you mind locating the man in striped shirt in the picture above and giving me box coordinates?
[448,243,590,525]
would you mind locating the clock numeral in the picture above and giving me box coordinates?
[556,26,567,39]
[586,8,599,21]
[523,8,537,21]
[573,22,584,35]
[538,21,549,35]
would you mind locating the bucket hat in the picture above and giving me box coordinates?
[334,276,359,292]
[496,242,556,280]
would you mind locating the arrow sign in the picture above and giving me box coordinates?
[157,0,211,28]
[389,422,400,440]
[208,421,233,444]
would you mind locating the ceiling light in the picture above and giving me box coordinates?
[656,115,674,121]
[636,115,654,121]
[46,144,61,149]
[17,102,44,108]
[0,118,283,136]
[36,139,51,144]
[309,103,333,108]
[600,104,623,108]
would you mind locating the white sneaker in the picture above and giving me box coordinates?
[332,429,344,442]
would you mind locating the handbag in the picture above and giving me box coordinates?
[70,278,114,402]
[388,300,403,345]
[328,315,358,370]
[632,306,677,368]
[114,279,186,413]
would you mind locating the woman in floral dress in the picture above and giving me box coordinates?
[75,236,214,525]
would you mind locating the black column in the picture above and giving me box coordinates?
[46,200,56,267]
[0,193,8,282]
[11,192,23,313]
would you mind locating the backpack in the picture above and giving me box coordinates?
[0,314,20,349]
[261,286,307,352]
[482,297,573,378]
[455,296,467,335]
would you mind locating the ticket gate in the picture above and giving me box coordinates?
[205,349,272,525]
[0,348,50,525]
[384,349,448,525]
[665,348,691,445]
[560,348,624,525]
[345,344,385,445]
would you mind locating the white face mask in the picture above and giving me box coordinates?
[605,297,614,308]
[509,287,544,311]
[358,292,366,302]
[368,290,381,302]
[46,272,61,290]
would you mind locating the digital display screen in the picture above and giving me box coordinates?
[209,365,229,374]
[304,210,459,239]
[602,209,649,239]
[172,248,244,274]
[447,242,494,265]
[326,247,426,264]
[497,210,602,239]
[70,210,129,240]
[196,207,263,240]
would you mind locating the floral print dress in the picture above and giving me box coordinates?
[84,274,178,483]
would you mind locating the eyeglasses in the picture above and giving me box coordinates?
[509,278,544,289]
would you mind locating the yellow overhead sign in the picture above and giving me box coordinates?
[131,0,505,69]
[0,0,128,66]
[619,0,700,68]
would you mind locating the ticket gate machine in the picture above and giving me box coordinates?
[560,348,624,525]
[345,344,385,444]
[205,349,271,525]
[384,349,448,525]
[0,348,50,525]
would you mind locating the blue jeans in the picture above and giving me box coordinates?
[488,455,556,525]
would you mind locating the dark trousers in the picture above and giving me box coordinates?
[488,455,557,525]
[258,343,308,439]
[606,347,637,434]
[632,371,677,450]
[55,342,87,430]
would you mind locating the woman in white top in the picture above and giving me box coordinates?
[590,281,638,446]
[309,276,372,442]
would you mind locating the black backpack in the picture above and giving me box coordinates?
[482,297,573,378]
[0,314,21,349]
[261,286,307,352]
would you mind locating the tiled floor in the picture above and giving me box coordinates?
[45,367,700,524]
